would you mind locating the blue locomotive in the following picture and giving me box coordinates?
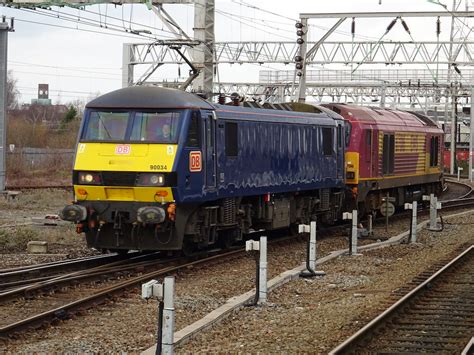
[61,86,346,253]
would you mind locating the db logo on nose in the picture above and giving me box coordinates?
[189,151,202,172]
[115,145,131,155]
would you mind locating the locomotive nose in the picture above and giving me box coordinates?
[137,206,166,224]
[60,205,88,222]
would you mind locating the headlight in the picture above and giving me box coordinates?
[78,172,102,185]
[137,173,165,186]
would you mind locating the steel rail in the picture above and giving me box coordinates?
[0,247,246,338]
[0,252,144,284]
[329,245,473,354]
[0,252,165,301]
[442,179,474,200]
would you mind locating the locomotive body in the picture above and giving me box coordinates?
[323,104,444,215]
[62,87,346,252]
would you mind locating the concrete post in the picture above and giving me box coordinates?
[458,167,463,181]
[405,201,418,243]
[343,210,360,256]
[258,236,267,304]
[423,194,442,231]
[350,209,358,255]
[162,276,175,355]
[309,221,316,271]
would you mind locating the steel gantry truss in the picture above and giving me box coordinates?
[126,40,474,65]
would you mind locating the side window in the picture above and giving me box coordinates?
[365,130,372,162]
[225,122,238,157]
[382,133,395,174]
[186,112,200,147]
[337,124,343,149]
[430,136,439,167]
[322,127,333,156]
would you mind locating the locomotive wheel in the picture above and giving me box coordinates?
[181,238,197,257]
[218,234,234,249]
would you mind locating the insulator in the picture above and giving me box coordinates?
[296,29,304,37]
[295,22,303,29]
[454,66,461,75]
[436,17,441,36]
[351,18,355,35]
[178,66,181,77]
[401,19,410,34]
[386,18,397,33]
[294,55,303,62]
[295,63,303,70]
[1,16,5,23]
[296,38,304,45]
[296,71,303,77]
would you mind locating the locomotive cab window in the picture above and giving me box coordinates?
[130,111,180,143]
[186,112,200,147]
[322,127,333,156]
[225,122,238,157]
[430,136,439,167]
[83,111,129,141]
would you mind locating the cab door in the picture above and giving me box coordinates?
[202,111,217,189]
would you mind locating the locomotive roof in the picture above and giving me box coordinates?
[86,86,214,110]
[323,104,442,132]
[214,104,342,125]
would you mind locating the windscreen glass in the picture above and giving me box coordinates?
[81,110,182,143]
[130,111,180,143]
[83,111,129,141]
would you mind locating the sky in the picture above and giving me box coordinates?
[0,0,472,104]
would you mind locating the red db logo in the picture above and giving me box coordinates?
[115,145,131,155]
[189,151,202,172]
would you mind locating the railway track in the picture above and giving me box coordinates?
[330,245,474,354]
[0,232,309,339]
[0,252,143,287]
[0,246,249,339]
[441,179,473,201]
[0,252,168,300]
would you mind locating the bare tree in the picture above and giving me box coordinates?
[7,70,20,109]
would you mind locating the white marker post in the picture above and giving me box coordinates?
[422,194,442,231]
[299,221,325,277]
[162,277,175,355]
[141,277,175,355]
[404,201,418,243]
[458,167,463,181]
[245,237,267,305]
[343,210,361,256]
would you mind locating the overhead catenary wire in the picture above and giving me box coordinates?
[18,7,167,41]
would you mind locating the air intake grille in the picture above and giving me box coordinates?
[221,198,237,225]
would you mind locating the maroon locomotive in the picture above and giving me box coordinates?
[323,104,444,216]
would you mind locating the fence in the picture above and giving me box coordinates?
[7,148,75,170]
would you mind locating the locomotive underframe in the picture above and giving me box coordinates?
[80,187,345,252]
[354,173,443,215]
